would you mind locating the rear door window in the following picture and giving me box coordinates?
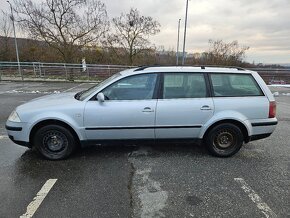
[210,74,264,97]
[163,73,207,99]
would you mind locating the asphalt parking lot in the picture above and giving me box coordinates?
[0,81,289,218]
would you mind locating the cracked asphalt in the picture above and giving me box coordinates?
[0,81,289,218]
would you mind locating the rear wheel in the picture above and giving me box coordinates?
[33,124,77,160]
[205,123,243,157]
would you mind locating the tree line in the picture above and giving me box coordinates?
[0,0,252,67]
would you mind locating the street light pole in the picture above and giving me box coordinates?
[176,19,181,66]
[7,1,22,80]
[182,0,189,65]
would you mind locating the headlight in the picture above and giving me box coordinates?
[8,110,21,122]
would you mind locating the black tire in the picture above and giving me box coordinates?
[33,124,77,160]
[205,123,243,157]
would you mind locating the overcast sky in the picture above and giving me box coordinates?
[1,0,289,64]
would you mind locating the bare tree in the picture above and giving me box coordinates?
[107,8,160,65]
[206,39,249,66]
[14,0,109,63]
[0,10,12,61]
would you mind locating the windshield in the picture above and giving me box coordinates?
[76,73,122,101]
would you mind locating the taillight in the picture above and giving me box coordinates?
[269,101,276,118]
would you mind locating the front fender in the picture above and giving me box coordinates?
[28,112,85,141]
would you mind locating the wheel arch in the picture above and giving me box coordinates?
[202,119,250,143]
[29,119,81,147]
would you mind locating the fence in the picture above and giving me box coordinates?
[0,62,289,84]
[0,62,133,82]
[249,68,290,84]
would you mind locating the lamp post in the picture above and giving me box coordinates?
[176,19,181,65]
[7,1,22,80]
[182,0,189,65]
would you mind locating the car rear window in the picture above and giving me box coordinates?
[210,73,264,97]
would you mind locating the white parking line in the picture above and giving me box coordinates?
[63,83,85,92]
[20,179,57,218]
[234,178,277,218]
[0,135,8,140]
[0,88,25,95]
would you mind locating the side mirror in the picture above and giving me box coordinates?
[96,92,105,102]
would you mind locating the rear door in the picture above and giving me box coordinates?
[155,73,214,139]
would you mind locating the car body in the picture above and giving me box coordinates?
[6,66,278,159]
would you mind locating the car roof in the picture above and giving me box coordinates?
[119,66,254,76]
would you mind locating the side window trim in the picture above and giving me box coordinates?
[156,73,163,99]
[208,73,265,97]
[204,73,213,97]
[158,73,165,99]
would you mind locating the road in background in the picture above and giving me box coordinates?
[0,82,289,217]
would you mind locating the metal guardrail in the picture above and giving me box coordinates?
[0,62,134,82]
[0,62,289,83]
[249,68,290,84]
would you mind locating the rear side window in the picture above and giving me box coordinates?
[210,74,263,97]
[163,73,207,99]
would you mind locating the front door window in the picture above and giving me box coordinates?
[102,73,157,100]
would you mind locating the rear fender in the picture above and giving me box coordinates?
[199,110,252,138]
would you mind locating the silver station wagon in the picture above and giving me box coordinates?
[6,66,278,160]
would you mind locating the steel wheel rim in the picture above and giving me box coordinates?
[43,130,68,152]
[213,129,235,149]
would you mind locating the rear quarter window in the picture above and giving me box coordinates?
[210,73,264,97]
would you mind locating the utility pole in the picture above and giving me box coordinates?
[7,1,23,80]
[182,0,189,65]
[176,19,181,65]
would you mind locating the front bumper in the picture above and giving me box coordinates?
[5,121,31,148]
[8,135,30,147]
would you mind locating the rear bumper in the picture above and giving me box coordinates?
[251,121,278,127]
[248,133,272,142]
[247,118,278,136]
[244,118,278,143]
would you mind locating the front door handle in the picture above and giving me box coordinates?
[142,107,154,112]
[200,105,212,110]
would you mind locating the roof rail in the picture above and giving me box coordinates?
[134,65,176,71]
[134,66,150,71]
[133,65,246,72]
[197,65,246,71]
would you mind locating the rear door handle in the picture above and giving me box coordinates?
[142,107,154,112]
[200,105,212,110]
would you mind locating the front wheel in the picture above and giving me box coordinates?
[205,123,243,157]
[33,125,77,160]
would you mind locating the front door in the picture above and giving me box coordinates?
[155,73,214,139]
[84,73,158,140]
